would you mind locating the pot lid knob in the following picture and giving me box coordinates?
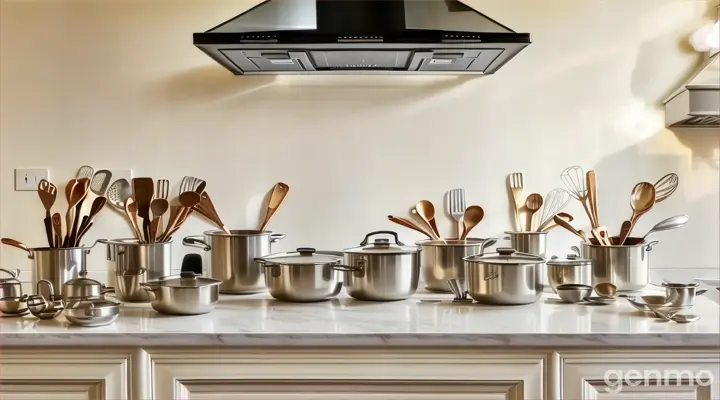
[179,271,197,279]
[296,248,316,256]
[496,248,516,256]
[372,239,391,248]
[566,254,578,260]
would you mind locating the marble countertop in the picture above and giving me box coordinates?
[1,289,718,347]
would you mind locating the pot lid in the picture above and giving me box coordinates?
[662,282,699,288]
[257,248,342,265]
[344,231,418,255]
[0,268,20,284]
[67,298,119,311]
[64,270,102,288]
[546,253,592,266]
[148,272,222,288]
[463,248,545,265]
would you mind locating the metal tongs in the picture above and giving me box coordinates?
[447,278,473,303]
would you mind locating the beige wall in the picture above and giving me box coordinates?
[2,0,719,288]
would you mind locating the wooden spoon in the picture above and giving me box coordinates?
[51,213,63,248]
[37,179,57,247]
[192,192,230,234]
[414,200,441,239]
[74,197,106,246]
[125,197,143,242]
[387,215,434,239]
[150,197,170,243]
[66,177,90,247]
[460,205,484,240]
[617,182,656,245]
[132,178,155,243]
[258,182,289,232]
[553,215,590,243]
[540,212,573,232]
[525,193,543,231]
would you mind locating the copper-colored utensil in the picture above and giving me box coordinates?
[66,177,90,247]
[161,192,205,241]
[63,179,78,244]
[593,226,612,246]
[74,197,106,246]
[258,182,290,232]
[150,196,169,244]
[192,192,230,234]
[460,205,484,240]
[508,173,524,232]
[51,213,63,248]
[586,170,599,228]
[1,238,31,254]
[540,212,573,232]
[524,193,543,231]
[617,182,656,245]
[554,215,590,243]
[125,197,143,242]
[158,205,183,242]
[37,179,57,247]
[414,200,441,239]
[410,209,439,240]
[387,215,434,239]
[132,178,155,243]
[654,173,679,203]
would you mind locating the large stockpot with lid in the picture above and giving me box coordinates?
[416,238,498,293]
[546,247,593,293]
[183,230,286,294]
[334,231,421,301]
[255,248,343,302]
[463,248,546,305]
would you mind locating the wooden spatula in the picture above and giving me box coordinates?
[132,178,155,243]
[194,192,230,234]
[258,182,289,232]
[65,177,89,247]
[37,179,57,247]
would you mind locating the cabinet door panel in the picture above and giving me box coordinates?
[559,351,720,400]
[148,349,546,400]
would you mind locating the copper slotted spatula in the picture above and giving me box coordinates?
[460,205,484,240]
[37,179,57,247]
[193,192,230,234]
[258,182,290,232]
[132,178,155,243]
[51,213,63,248]
[617,182,656,245]
[387,215,434,239]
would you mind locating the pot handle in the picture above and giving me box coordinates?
[1,238,34,259]
[270,233,286,243]
[138,282,158,300]
[330,264,363,272]
[182,236,211,251]
[82,239,103,254]
[359,231,404,246]
[570,246,581,256]
[645,241,659,251]
[0,268,20,279]
[697,289,707,296]
[479,238,498,255]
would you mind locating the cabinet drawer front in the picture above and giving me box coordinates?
[147,349,547,400]
[558,351,720,400]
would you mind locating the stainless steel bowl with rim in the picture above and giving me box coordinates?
[463,248,546,305]
[183,230,286,294]
[64,298,120,327]
[555,284,593,303]
[546,248,593,293]
[335,231,421,301]
[255,248,344,302]
[416,238,498,293]
[0,268,23,298]
[580,239,659,292]
[140,272,222,315]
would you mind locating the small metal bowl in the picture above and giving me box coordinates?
[0,295,29,316]
[64,299,120,327]
[556,284,593,303]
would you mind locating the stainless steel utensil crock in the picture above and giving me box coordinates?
[140,272,222,315]
[505,231,548,257]
[580,239,659,292]
[99,238,172,302]
[336,231,421,301]
[255,248,343,302]
[64,298,120,327]
[183,230,286,294]
[546,250,593,293]
[463,248,546,305]
[661,282,707,308]
[416,238,497,293]
[0,268,23,298]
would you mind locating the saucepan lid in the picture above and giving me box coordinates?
[146,272,222,288]
[343,231,418,255]
[255,248,342,266]
[463,248,545,265]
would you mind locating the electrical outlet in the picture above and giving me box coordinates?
[15,168,49,191]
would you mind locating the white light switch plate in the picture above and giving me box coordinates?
[15,168,49,191]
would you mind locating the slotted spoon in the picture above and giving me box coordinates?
[107,179,131,210]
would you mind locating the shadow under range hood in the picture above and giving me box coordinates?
[664,51,720,128]
[193,0,531,75]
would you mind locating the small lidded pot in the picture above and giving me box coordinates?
[546,248,593,293]
[463,248,546,305]
[336,231,421,301]
[255,248,344,302]
[0,268,23,298]
[62,270,114,301]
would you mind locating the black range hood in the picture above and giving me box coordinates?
[193,0,531,75]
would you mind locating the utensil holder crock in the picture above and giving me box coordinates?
[580,239,659,292]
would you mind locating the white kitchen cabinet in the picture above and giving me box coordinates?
[146,349,547,400]
[0,349,131,400]
[558,350,720,400]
